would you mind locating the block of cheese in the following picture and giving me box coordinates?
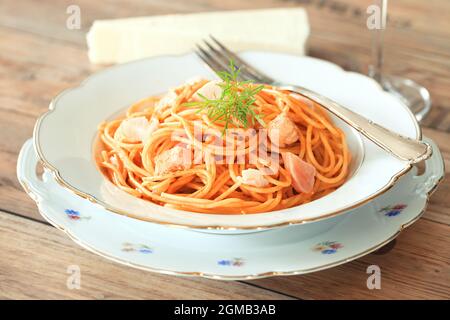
[86,8,309,64]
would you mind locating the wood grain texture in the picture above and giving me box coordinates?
[0,0,449,299]
[0,211,292,300]
[250,219,450,299]
[1,0,449,130]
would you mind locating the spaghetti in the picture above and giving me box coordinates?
[96,79,351,214]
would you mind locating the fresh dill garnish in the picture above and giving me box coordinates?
[184,60,265,133]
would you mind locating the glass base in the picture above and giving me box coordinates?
[382,75,432,123]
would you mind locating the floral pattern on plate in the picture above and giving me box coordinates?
[313,241,343,254]
[218,258,244,267]
[65,209,90,221]
[379,204,407,217]
[121,242,154,254]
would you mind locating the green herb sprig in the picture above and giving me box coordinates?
[184,60,265,133]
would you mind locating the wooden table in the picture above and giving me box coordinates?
[1,0,449,300]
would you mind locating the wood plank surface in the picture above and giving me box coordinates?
[251,218,450,299]
[0,0,449,299]
[0,211,292,299]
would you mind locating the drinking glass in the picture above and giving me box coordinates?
[369,0,431,122]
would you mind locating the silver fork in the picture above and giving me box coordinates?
[195,36,432,164]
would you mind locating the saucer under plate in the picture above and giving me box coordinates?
[17,138,443,280]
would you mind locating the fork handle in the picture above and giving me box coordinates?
[284,85,432,164]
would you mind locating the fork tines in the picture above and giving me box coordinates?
[195,36,275,84]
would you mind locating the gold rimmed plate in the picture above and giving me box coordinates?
[33,52,422,231]
[17,137,443,279]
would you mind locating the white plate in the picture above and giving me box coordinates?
[34,52,422,229]
[17,137,444,279]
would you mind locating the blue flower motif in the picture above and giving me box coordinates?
[379,204,407,217]
[122,243,153,254]
[65,209,88,220]
[218,258,244,266]
[65,209,79,216]
[138,248,153,254]
[385,210,401,217]
[218,260,231,266]
[313,241,343,254]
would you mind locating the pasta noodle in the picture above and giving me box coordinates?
[96,79,351,214]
